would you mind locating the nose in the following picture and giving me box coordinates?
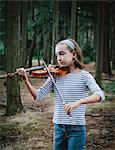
[57,55,62,62]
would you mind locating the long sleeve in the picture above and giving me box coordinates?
[83,71,105,102]
[36,77,53,101]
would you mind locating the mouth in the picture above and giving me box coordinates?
[59,63,67,68]
[58,61,64,66]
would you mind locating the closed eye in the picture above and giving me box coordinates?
[55,51,65,56]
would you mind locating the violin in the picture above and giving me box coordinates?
[31,65,67,78]
[6,60,71,116]
[7,65,67,78]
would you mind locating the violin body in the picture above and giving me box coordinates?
[30,66,67,78]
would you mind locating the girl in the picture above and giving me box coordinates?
[17,39,105,150]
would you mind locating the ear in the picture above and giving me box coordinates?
[72,50,77,58]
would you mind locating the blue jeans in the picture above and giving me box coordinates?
[54,124,86,150]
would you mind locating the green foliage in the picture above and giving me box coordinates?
[0,122,41,146]
[82,42,95,64]
[0,122,20,144]
[1,0,112,66]
[0,2,5,54]
[77,7,96,64]
[27,1,52,40]
[0,122,19,134]
[83,57,91,64]
[27,21,36,40]
[0,40,4,55]
[27,1,53,59]
[103,81,115,94]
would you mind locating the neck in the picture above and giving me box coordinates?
[67,65,80,73]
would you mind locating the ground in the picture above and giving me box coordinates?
[0,62,115,150]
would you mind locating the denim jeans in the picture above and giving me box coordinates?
[53,124,86,150]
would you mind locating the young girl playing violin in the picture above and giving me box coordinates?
[17,39,105,150]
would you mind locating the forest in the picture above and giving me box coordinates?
[0,0,115,150]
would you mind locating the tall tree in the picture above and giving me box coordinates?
[103,2,112,75]
[6,1,23,115]
[62,2,68,39]
[95,2,104,87]
[111,2,115,69]
[43,25,52,64]
[71,0,77,40]
[42,2,52,64]
[51,0,59,64]
[27,2,37,68]
[19,1,28,67]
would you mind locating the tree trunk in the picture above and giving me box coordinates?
[6,1,23,116]
[47,26,52,64]
[27,4,36,68]
[51,0,59,64]
[19,1,28,67]
[103,2,112,75]
[111,3,115,69]
[63,4,68,39]
[43,24,51,64]
[28,32,36,68]
[43,24,47,63]
[71,0,77,40]
[95,2,104,87]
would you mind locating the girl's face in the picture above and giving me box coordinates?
[55,44,76,67]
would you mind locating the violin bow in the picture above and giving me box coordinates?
[42,59,71,116]
[42,60,65,103]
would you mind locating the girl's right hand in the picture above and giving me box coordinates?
[16,68,28,81]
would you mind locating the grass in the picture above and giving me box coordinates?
[0,122,36,145]
[103,81,115,94]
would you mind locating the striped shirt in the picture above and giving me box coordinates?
[36,70,105,125]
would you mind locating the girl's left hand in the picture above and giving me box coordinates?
[64,101,81,113]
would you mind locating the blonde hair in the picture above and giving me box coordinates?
[56,39,84,69]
